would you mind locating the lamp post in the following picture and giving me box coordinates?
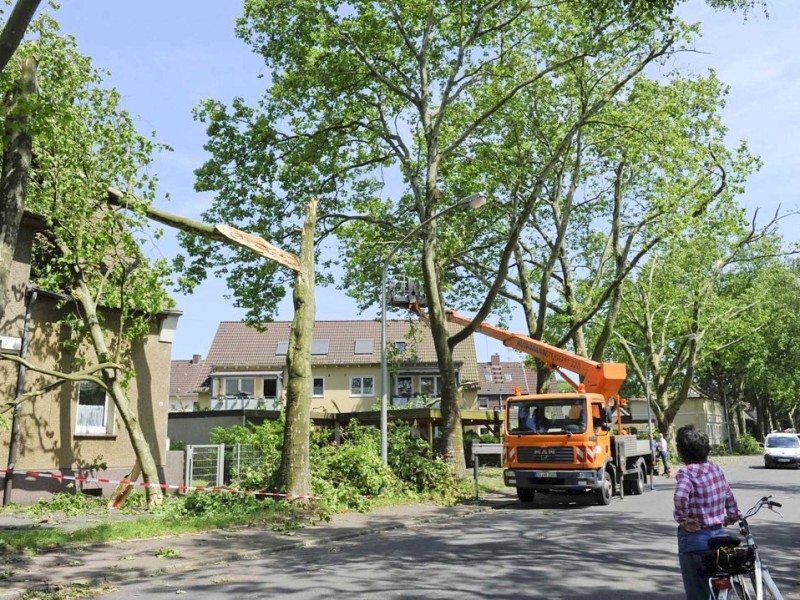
[379,193,486,465]
[644,361,655,491]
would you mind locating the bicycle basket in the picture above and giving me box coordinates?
[701,546,755,576]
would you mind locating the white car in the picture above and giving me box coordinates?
[763,433,800,469]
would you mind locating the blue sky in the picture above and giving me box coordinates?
[52,1,799,362]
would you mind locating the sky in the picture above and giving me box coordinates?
[50,1,800,363]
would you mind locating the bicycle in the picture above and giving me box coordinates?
[703,496,784,600]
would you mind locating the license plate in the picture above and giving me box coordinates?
[777,458,789,463]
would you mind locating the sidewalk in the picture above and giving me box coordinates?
[0,493,515,599]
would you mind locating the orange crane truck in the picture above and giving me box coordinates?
[390,278,654,506]
[441,310,654,505]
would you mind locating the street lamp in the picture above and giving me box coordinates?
[379,193,486,464]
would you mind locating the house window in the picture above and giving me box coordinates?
[350,376,375,397]
[478,397,489,410]
[313,377,325,397]
[76,381,113,436]
[396,376,412,398]
[224,378,255,397]
[419,375,440,396]
[394,341,407,353]
[263,378,278,399]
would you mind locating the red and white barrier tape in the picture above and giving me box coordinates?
[1,469,320,501]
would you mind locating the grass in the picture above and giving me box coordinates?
[0,503,294,553]
[0,466,511,554]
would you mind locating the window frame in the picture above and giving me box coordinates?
[419,375,441,396]
[313,376,325,398]
[350,375,375,397]
[75,381,114,437]
[223,377,255,398]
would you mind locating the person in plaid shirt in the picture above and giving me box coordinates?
[673,425,742,599]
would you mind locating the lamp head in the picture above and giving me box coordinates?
[459,193,486,209]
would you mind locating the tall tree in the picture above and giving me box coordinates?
[0,0,42,73]
[189,1,714,472]
[615,209,787,445]
[0,12,171,506]
[441,71,750,392]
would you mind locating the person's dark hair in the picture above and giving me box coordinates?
[676,425,710,464]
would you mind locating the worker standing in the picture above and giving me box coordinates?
[658,433,671,477]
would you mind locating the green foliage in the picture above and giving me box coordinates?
[734,434,762,456]
[387,422,459,499]
[154,547,180,559]
[26,490,105,518]
[157,490,277,520]
[205,418,460,512]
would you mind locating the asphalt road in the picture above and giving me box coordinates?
[101,456,800,599]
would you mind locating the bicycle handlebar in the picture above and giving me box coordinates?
[743,495,784,520]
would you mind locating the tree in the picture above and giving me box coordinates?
[0,12,171,507]
[0,0,42,74]
[109,187,319,499]
[615,208,787,446]
[443,70,749,393]
[192,1,709,475]
[695,258,800,442]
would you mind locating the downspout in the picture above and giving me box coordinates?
[2,287,36,505]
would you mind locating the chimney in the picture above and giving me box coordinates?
[490,353,500,366]
[192,354,201,364]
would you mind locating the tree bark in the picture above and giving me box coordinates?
[0,55,35,320]
[275,198,317,496]
[72,277,163,508]
[0,0,41,74]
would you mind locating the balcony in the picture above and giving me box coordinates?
[391,395,441,409]
[210,395,282,411]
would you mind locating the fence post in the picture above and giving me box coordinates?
[184,445,193,490]
[216,444,225,487]
[473,452,480,499]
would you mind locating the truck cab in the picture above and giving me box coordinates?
[503,393,651,505]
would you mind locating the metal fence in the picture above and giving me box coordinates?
[184,444,263,488]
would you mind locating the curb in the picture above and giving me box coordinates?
[0,503,496,599]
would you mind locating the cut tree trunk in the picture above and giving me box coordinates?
[275,198,317,497]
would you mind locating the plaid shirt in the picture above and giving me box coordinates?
[673,461,740,528]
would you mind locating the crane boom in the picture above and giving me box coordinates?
[443,310,626,400]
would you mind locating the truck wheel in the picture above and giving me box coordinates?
[517,487,535,503]
[595,476,612,506]
[625,464,645,496]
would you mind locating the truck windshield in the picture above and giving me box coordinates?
[508,398,586,435]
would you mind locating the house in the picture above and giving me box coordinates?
[190,319,480,413]
[476,353,539,411]
[0,214,179,504]
[169,354,209,412]
[167,318,489,446]
[624,390,730,446]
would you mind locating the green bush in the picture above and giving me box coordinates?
[208,418,463,512]
[388,422,458,497]
[734,433,762,455]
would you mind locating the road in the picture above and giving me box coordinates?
[102,456,800,599]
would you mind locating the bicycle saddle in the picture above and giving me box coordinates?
[708,534,742,549]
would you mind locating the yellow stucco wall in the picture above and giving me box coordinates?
[196,366,478,414]
[0,296,172,473]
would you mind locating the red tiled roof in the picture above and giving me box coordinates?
[205,319,478,382]
[477,360,538,394]
[169,357,210,397]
